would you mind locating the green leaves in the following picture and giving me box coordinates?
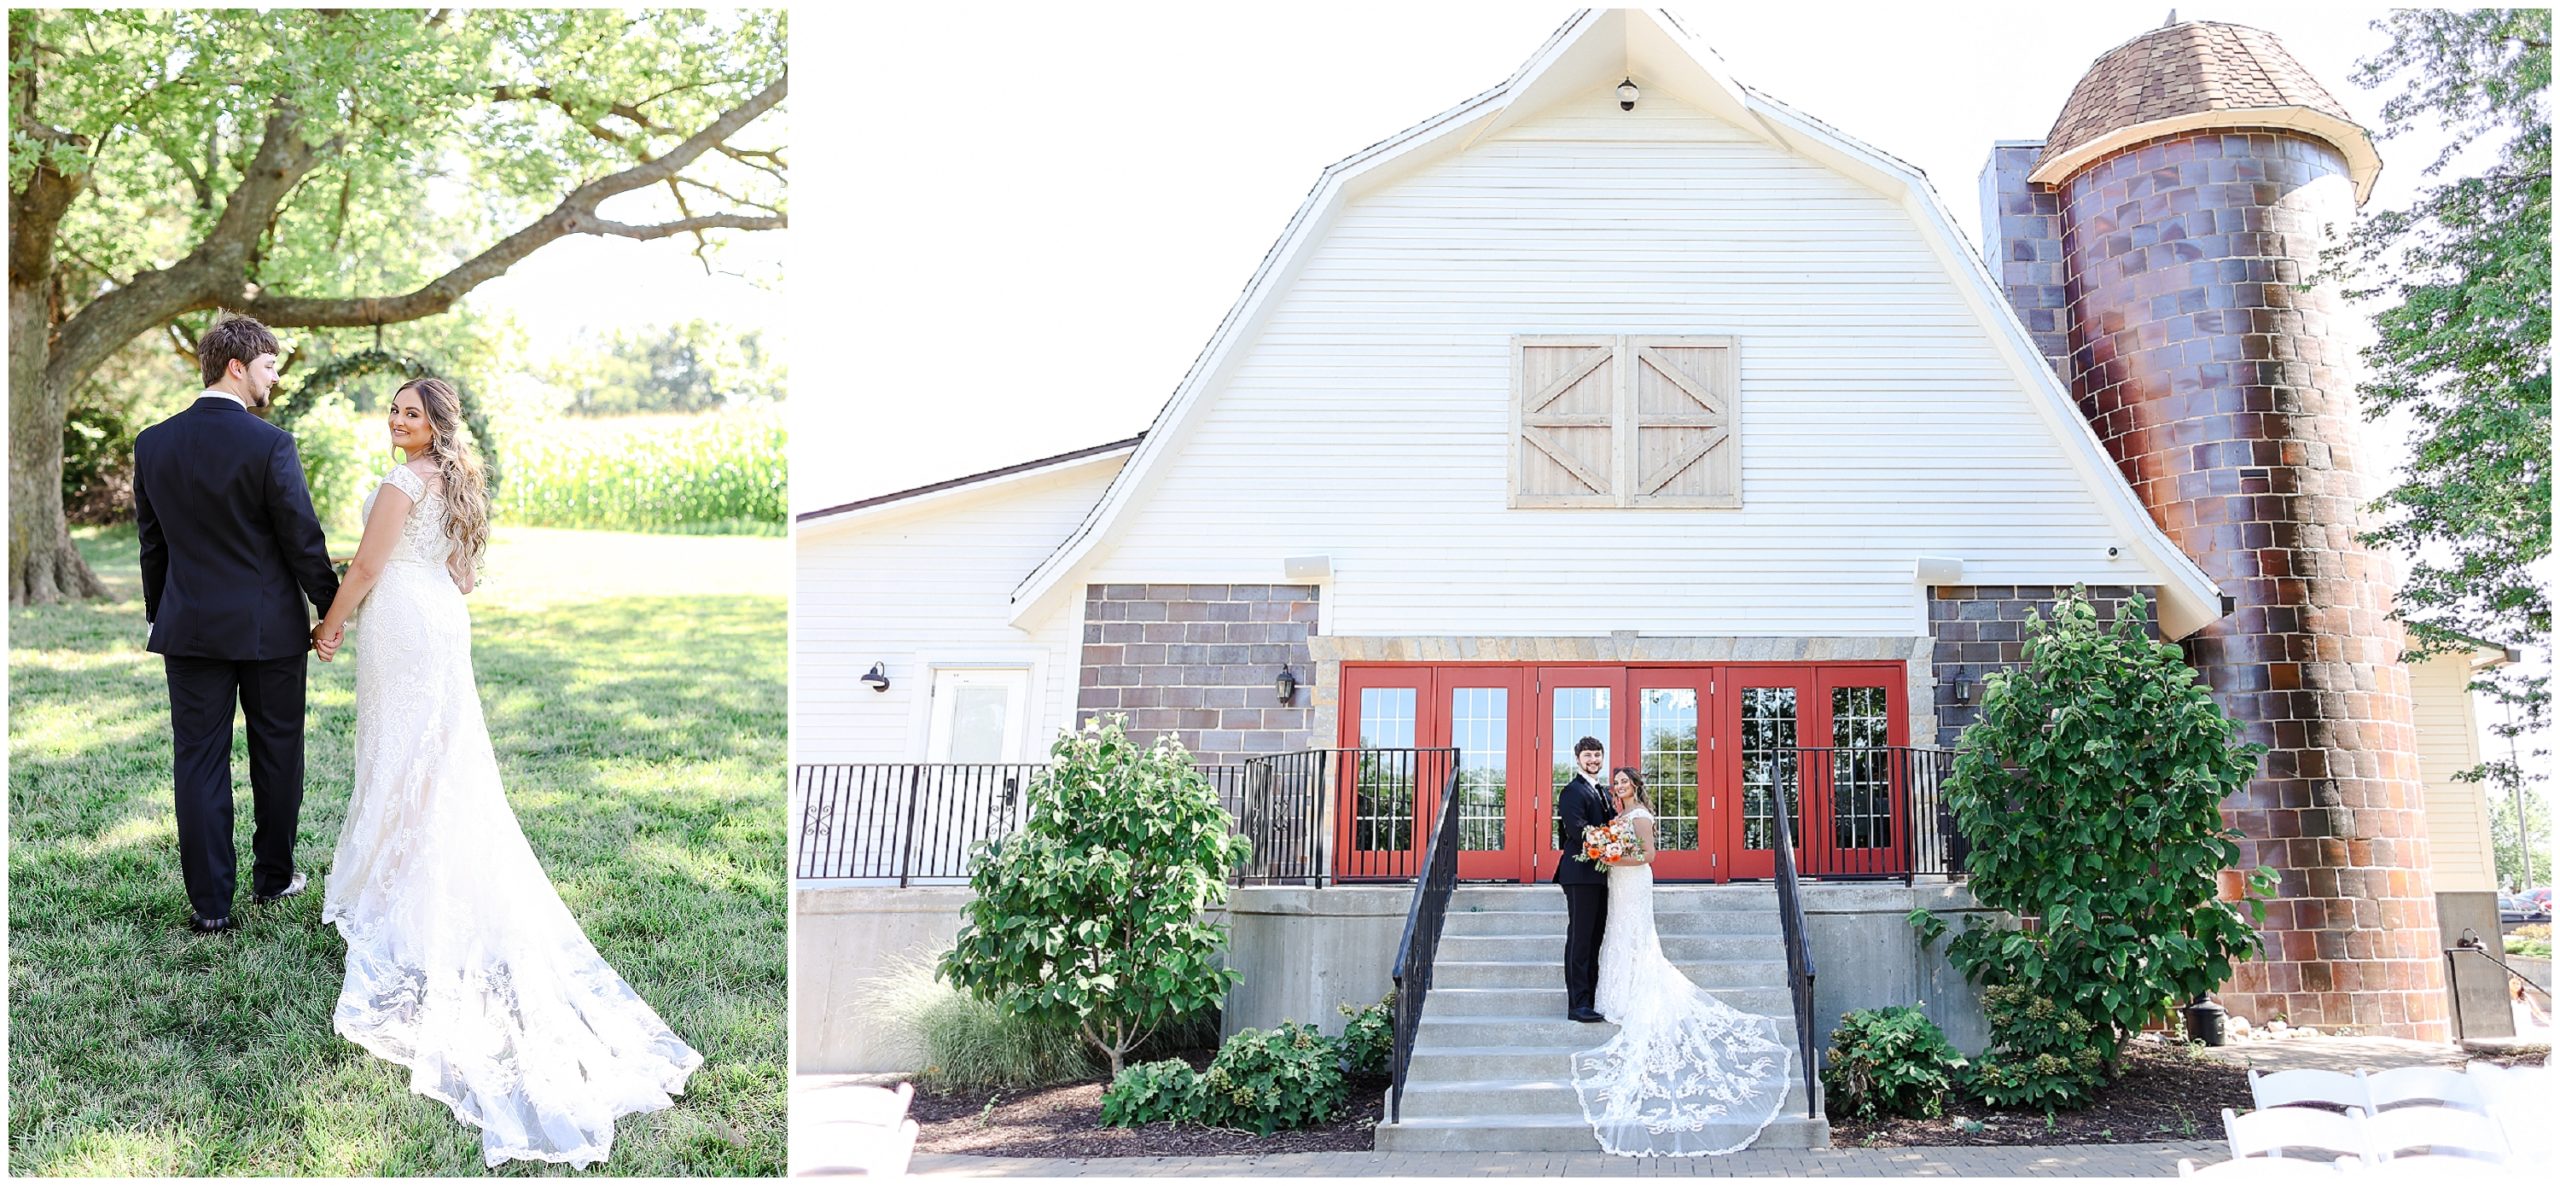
[1937,588,2265,1088]
[1822,1007,1967,1120]
[938,716,1248,1076]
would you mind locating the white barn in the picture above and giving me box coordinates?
[796,9,2511,1148]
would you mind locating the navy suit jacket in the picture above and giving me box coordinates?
[1552,773,1620,886]
[134,396,340,660]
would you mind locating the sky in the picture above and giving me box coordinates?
[793,2,2463,513]
[465,199,785,368]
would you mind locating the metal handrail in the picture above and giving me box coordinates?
[1386,748,1464,1124]
[1766,761,1824,1121]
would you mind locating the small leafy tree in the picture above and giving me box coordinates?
[940,716,1250,1076]
[1931,589,2268,1077]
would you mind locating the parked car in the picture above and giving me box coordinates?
[2500,894,2541,924]
[2529,887,2552,914]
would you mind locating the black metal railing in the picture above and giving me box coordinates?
[1242,747,1463,884]
[1790,746,1964,879]
[1767,754,1823,1121]
[793,762,1253,882]
[1386,749,1465,1124]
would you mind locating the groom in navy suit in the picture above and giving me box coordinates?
[133,315,340,933]
[1555,735,1617,1022]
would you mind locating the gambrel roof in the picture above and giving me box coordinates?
[1005,8,2228,638]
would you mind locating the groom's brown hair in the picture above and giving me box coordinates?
[197,314,280,387]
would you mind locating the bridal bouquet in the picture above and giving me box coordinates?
[1576,818,1642,866]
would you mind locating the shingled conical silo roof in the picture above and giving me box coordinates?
[2027,20,2380,202]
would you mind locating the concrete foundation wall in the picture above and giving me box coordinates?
[795,881,1998,1072]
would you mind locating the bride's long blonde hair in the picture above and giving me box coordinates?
[396,377,490,575]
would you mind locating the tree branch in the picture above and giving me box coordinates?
[44,102,331,394]
[237,72,785,328]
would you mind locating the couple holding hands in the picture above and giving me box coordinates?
[131,314,698,1169]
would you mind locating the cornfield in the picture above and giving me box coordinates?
[495,408,786,535]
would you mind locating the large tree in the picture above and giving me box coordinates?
[8,8,786,603]
[2339,10,2550,827]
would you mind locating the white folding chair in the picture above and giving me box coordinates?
[2251,1068,2368,1112]
[2361,1066,2488,1113]
[2358,1153,2534,1181]
[2177,1155,2344,1179]
[2226,1106,2369,1163]
[2362,1104,2510,1163]
[791,1081,920,1176]
[2465,1061,2554,1166]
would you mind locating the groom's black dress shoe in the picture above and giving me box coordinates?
[188,913,234,934]
[252,872,307,905]
[1569,1008,1608,1023]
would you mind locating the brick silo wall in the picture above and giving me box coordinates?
[2053,127,2446,1039]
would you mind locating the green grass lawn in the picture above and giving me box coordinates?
[8,524,787,1176]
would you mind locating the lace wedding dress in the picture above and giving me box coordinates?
[1570,807,1793,1156]
[322,464,702,1169]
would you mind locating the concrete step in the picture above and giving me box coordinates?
[1422,985,1796,1019]
[1413,1012,1798,1054]
[1374,1112,1830,1153]
[1434,932,1784,965]
[1393,1075,1811,1121]
[1432,958,1794,992]
[1440,908,1780,937]
[1446,886,1779,913]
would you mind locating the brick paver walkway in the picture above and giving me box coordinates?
[903,1141,2222,1177]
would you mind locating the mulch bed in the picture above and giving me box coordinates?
[1830,1039,2262,1148]
[910,1059,1387,1159]
[912,1039,2548,1157]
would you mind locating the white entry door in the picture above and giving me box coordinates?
[926,668,1031,763]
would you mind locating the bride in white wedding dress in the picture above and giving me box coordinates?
[311,378,702,1169]
[1570,768,1793,1156]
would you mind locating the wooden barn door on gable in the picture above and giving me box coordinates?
[1629,336,1738,508]
[1512,336,1619,507]
[1512,335,1738,509]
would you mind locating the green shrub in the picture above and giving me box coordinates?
[1934,588,2267,1079]
[62,404,135,525]
[1099,1059,1205,1128]
[1198,1022,1346,1135]
[942,717,1250,1076]
[1336,994,1393,1077]
[864,958,1098,1091]
[1822,1006,1968,1120]
[1963,982,2107,1112]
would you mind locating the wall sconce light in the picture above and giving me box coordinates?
[861,662,891,692]
[1617,78,1640,111]
[1953,674,1975,704]
[1275,667,1299,706]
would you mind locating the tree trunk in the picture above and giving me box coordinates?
[9,277,106,605]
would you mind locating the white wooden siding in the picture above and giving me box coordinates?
[1075,88,2155,637]
[794,459,1121,763]
[2410,653,2496,892]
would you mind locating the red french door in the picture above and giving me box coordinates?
[1337,666,1537,881]
[1342,661,1907,883]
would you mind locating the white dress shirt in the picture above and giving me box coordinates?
[200,387,247,408]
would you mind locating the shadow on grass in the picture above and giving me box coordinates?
[9,529,784,1176]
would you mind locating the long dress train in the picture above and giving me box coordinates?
[323,464,702,1169]
[1569,807,1793,1156]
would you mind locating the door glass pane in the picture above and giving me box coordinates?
[1741,686,1800,851]
[1550,687,1610,848]
[1640,688,1700,850]
[1832,685,1890,849]
[1452,687,1508,851]
[1356,688,1417,852]
[946,685,1011,763]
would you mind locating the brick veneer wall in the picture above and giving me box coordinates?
[1076,584,1319,768]
[2053,126,2444,1039]
[1926,585,2153,747]
[1982,141,2072,379]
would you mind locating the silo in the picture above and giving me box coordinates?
[1984,20,2444,1039]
